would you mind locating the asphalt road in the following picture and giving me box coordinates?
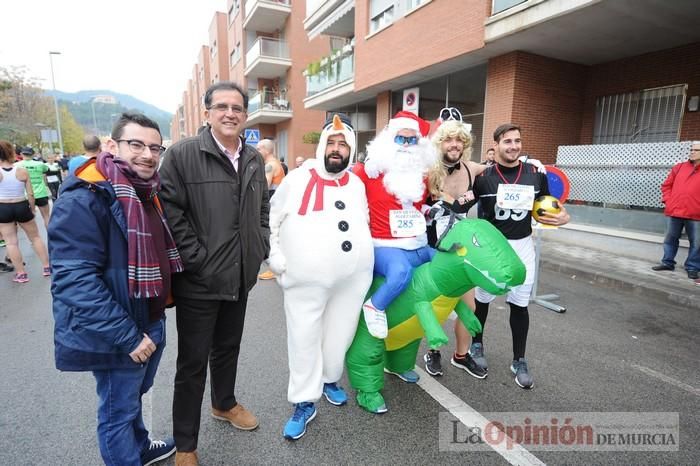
[1,238,699,465]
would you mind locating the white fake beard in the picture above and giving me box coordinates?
[366,131,436,204]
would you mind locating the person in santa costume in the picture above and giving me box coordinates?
[266,113,374,440]
[352,111,437,379]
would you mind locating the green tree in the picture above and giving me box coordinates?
[0,66,55,149]
[58,105,85,154]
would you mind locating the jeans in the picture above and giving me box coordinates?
[661,216,700,272]
[371,246,436,310]
[93,318,166,466]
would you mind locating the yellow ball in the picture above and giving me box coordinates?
[532,195,561,223]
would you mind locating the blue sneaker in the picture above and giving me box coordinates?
[469,342,488,371]
[283,402,317,440]
[384,368,419,383]
[323,382,348,406]
[141,437,176,466]
[510,358,534,389]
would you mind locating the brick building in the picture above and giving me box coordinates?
[171,0,700,169]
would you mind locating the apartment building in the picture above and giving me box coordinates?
[171,1,329,165]
[302,0,700,163]
[171,0,699,170]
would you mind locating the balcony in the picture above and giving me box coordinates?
[304,0,355,40]
[245,37,292,79]
[243,0,291,34]
[484,0,700,65]
[246,89,292,125]
[303,45,365,109]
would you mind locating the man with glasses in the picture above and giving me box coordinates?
[159,81,269,466]
[352,112,436,382]
[49,112,181,466]
[652,141,700,285]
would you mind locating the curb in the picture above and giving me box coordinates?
[539,258,700,310]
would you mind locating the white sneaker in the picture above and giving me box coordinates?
[363,299,388,339]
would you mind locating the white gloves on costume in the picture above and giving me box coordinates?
[364,158,381,179]
[519,156,547,174]
[267,251,287,275]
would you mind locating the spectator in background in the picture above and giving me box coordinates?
[652,140,700,283]
[482,147,495,165]
[46,153,63,200]
[0,140,50,283]
[16,147,51,229]
[57,153,70,176]
[257,138,285,281]
[295,156,305,169]
[69,135,102,175]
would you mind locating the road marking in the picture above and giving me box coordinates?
[414,367,545,465]
[631,364,700,397]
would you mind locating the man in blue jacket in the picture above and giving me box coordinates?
[49,113,183,466]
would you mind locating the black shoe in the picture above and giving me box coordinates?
[450,353,487,379]
[651,264,674,271]
[0,262,14,273]
[689,270,699,279]
[424,350,443,376]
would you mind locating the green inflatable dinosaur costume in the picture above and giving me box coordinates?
[345,218,526,413]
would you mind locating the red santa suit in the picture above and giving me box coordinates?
[353,164,429,250]
[268,116,374,404]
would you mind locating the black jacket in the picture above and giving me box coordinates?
[159,127,270,301]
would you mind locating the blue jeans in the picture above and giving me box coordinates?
[371,246,436,310]
[661,216,700,272]
[93,318,166,466]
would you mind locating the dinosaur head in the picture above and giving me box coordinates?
[434,219,526,295]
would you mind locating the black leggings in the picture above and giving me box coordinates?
[473,300,529,361]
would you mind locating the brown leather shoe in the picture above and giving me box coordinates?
[211,403,259,430]
[175,451,198,466]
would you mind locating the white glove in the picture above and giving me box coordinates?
[267,251,287,275]
[364,158,381,178]
[520,156,547,174]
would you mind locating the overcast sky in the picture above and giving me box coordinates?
[1,0,228,114]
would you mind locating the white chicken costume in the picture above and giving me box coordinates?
[268,115,374,404]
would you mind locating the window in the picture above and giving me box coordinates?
[492,0,527,15]
[211,40,217,57]
[370,0,395,33]
[278,130,288,162]
[228,0,240,23]
[230,42,241,67]
[406,0,426,10]
[593,84,687,144]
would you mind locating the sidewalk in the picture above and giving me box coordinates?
[537,223,699,309]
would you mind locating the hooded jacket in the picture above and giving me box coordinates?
[158,127,270,301]
[50,160,152,371]
[661,160,700,220]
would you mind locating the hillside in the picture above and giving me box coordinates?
[45,89,172,138]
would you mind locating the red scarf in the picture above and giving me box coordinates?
[298,168,349,215]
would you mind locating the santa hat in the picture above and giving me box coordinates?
[387,110,430,138]
[316,113,356,162]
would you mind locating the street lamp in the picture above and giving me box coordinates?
[91,98,99,135]
[110,113,120,132]
[48,51,64,155]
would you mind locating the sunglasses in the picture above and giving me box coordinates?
[439,107,463,122]
[394,135,418,145]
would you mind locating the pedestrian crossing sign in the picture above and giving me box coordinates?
[244,128,260,144]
